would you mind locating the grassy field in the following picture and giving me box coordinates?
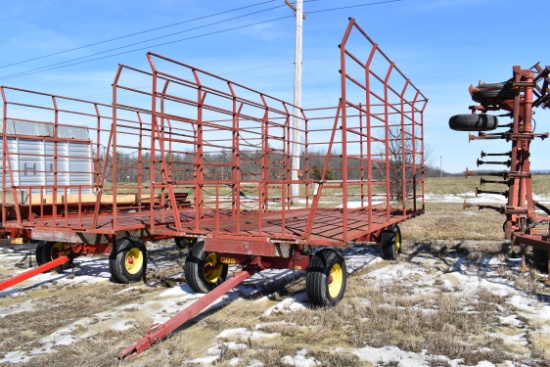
[401,201,505,241]
[77,175,550,217]
[401,174,550,242]
[425,174,550,195]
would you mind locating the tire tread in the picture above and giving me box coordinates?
[381,226,401,261]
[184,241,228,293]
[306,249,347,307]
[109,237,147,284]
[449,114,498,132]
[37,241,72,273]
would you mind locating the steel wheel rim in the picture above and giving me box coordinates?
[204,253,222,284]
[328,263,343,298]
[125,247,143,275]
[50,242,64,261]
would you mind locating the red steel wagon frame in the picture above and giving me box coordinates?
[1,20,427,352]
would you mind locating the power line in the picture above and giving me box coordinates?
[0,6,289,80]
[76,61,294,100]
[0,15,294,81]
[305,67,336,106]
[0,0,403,81]
[3,0,326,71]
[0,0,278,69]
[308,0,402,14]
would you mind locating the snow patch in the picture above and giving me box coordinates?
[352,345,439,367]
[508,295,537,313]
[498,315,523,327]
[263,294,308,316]
[110,319,134,332]
[1,351,31,364]
[217,328,279,341]
[280,349,319,367]
[487,331,528,346]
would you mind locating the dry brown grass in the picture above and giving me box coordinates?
[3,175,550,366]
[0,282,155,362]
[423,175,550,196]
[19,335,127,367]
[251,266,516,365]
[1,249,542,366]
[401,202,505,241]
[10,312,193,367]
[204,298,268,332]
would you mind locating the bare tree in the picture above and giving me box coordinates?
[380,126,423,203]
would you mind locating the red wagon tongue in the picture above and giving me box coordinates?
[118,268,254,360]
[0,255,71,292]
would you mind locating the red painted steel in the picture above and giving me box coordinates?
[0,85,188,240]
[118,268,253,359]
[0,18,428,356]
[460,63,550,271]
[0,255,70,291]
[1,18,426,276]
[213,251,311,271]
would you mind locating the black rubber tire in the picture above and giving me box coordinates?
[449,114,498,132]
[35,241,47,266]
[38,241,72,273]
[109,237,148,284]
[175,237,196,249]
[184,240,228,293]
[306,249,347,307]
[381,226,401,261]
[471,82,515,103]
[533,248,549,274]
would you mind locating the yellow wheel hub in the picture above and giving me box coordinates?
[50,242,65,260]
[125,247,144,275]
[328,263,343,298]
[204,253,222,284]
[395,231,401,254]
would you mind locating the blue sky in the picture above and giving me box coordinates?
[1,0,549,173]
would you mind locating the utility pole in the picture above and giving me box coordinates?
[286,0,303,204]
[440,155,443,178]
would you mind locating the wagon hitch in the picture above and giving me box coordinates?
[118,268,255,360]
[0,255,70,292]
